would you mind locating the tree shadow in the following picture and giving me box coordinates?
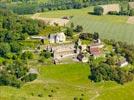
[88,12,95,15]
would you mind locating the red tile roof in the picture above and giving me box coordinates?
[90,47,102,56]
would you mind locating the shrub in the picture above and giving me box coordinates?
[38,93,43,97]
[48,94,53,97]
[129,9,134,16]
[94,6,104,15]
[22,73,37,82]
[74,97,78,100]
[40,50,52,59]
[79,33,93,40]
[108,11,119,15]
[75,25,83,32]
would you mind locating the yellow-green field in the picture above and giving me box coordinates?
[33,7,134,44]
[1,63,134,100]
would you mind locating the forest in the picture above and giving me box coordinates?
[1,0,134,14]
[0,9,45,87]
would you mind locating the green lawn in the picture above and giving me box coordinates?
[1,63,134,100]
[37,7,134,44]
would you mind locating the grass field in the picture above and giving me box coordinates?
[1,63,134,100]
[36,7,134,44]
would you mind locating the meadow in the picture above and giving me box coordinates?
[1,63,134,100]
[37,7,134,44]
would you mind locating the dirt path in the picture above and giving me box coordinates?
[90,91,100,100]
[127,17,134,24]
[31,13,69,26]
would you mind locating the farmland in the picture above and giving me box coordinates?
[35,7,134,44]
[1,1,134,100]
[1,63,134,100]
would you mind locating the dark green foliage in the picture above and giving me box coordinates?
[3,0,130,15]
[106,56,116,65]
[0,60,29,88]
[74,97,78,100]
[94,6,104,15]
[79,33,93,40]
[0,42,11,57]
[65,27,73,37]
[22,73,37,82]
[40,50,52,59]
[93,32,99,40]
[10,42,22,53]
[90,62,133,84]
[108,11,119,15]
[48,94,53,97]
[104,39,134,64]
[129,9,134,16]
[74,25,83,32]
[22,19,43,35]
[38,93,43,97]
[21,51,34,60]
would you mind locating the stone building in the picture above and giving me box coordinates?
[49,32,66,43]
[46,44,76,60]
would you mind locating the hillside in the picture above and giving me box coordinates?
[1,1,134,100]
[1,63,134,100]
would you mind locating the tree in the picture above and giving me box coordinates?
[21,51,34,60]
[4,32,19,42]
[79,33,93,40]
[40,50,52,59]
[70,22,74,29]
[90,62,132,84]
[22,19,40,35]
[75,25,83,32]
[65,27,73,37]
[93,32,99,40]
[10,42,22,53]
[19,33,28,40]
[0,42,11,57]
[94,6,104,15]
[106,55,117,65]
[129,9,134,16]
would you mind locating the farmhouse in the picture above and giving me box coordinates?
[89,46,103,59]
[47,44,76,60]
[129,2,134,9]
[100,4,120,15]
[49,32,66,43]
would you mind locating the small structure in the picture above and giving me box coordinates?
[89,46,103,59]
[117,58,128,67]
[129,2,134,9]
[31,36,46,40]
[100,4,120,15]
[29,68,39,74]
[77,53,89,63]
[93,39,101,44]
[49,32,66,43]
[47,44,76,60]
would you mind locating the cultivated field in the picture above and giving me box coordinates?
[1,63,134,100]
[34,7,134,44]
[127,16,134,24]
